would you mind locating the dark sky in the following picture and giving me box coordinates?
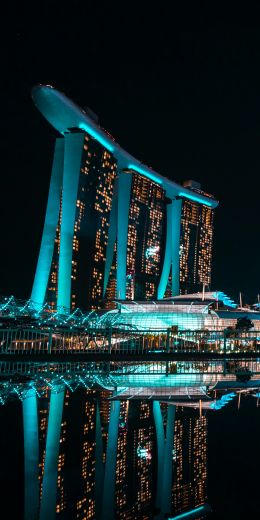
[1,4,260,303]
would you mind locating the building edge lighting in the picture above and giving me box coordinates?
[31,84,218,209]
[128,163,163,185]
[168,504,212,519]
[178,191,213,207]
[78,123,114,152]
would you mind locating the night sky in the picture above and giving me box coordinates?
[1,7,260,518]
[1,4,260,303]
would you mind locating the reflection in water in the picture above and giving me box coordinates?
[1,389,210,519]
[0,386,207,520]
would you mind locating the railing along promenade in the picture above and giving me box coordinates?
[1,327,260,390]
[0,327,260,361]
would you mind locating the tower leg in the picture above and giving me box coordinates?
[153,402,176,519]
[101,400,120,520]
[57,133,85,311]
[95,402,104,519]
[23,391,40,520]
[157,204,172,299]
[161,405,176,517]
[153,401,165,509]
[171,200,182,296]
[39,388,65,520]
[103,179,118,297]
[157,198,182,299]
[31,138,64,306]
[116,171,132,299]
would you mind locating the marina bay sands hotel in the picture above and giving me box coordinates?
[31,85,218,312]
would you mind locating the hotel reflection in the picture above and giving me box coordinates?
[20,391,208,519]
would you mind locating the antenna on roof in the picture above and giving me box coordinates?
[258,294,260,306]
[239,292,243,309]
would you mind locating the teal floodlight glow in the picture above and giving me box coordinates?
[145,246,159,259]
[168,505,205,519]
[213,291,236,308]
[178,191,213,207]
[31,139,64,307]
[128,164,162,185]
[137,446,151,460]
[79,123,114,152]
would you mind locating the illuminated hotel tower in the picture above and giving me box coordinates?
[105,171,166,302]
[179,180,214,294]
[44,132,117,310]
[126,172,165,301]
[31,85,218,311]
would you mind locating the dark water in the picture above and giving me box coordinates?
[0,390,259,519]
[208,396,260,518]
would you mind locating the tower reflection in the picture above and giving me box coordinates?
[2,389,210,519]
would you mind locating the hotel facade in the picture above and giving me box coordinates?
[31,85,218,311]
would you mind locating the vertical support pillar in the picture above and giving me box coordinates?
[171,199,182,297]
[31,139,64,306]
[23,391,39,520]
[116,171,132,300]
[57,133,85,312]
[166,328,170,376]
[103,179,118,297]
[101,400,120,520]
[223,330,227,375]
[157,198,182,299]
[157,204,172,299]
[108,325,112,354]
[161,405,176,517]
[95,402,104,519]
[39,387,65,520]
[48,330,52,354]
[153,401,164,509]
[153,402,176,519]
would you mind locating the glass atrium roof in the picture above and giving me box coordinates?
[1,293,260,331]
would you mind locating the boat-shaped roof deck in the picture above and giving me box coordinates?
[32,84,218,208]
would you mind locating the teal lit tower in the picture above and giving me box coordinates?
[31,85,218,311]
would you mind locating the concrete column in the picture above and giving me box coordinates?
[95,402,104,519]
[153,401,165,509]
[31,138,64,306]
[23,391,40,520]
[153,402,176,519]
[161,404,176,517]
[39,387,65,520]
[171,199,182,297]
[103,179,118,297]
[101,400,120,520]
[57,133,85,312]
[116,171,132,299]
[157,204,172,300]
[157,198,182,299]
